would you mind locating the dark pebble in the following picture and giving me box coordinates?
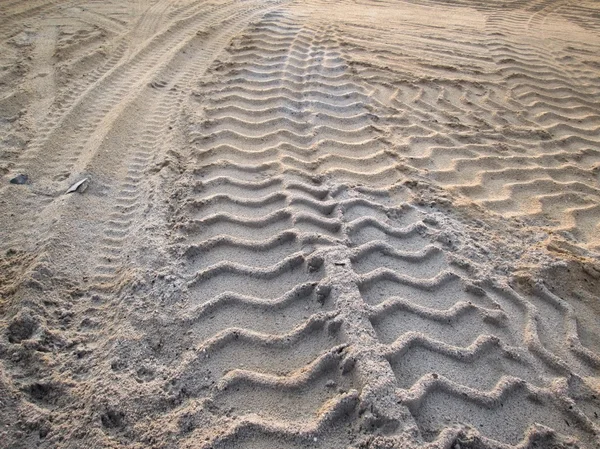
[10,174,29,185]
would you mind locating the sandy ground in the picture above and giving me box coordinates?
[0,0,599,447]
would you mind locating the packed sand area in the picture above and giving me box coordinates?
[0,0,599,447]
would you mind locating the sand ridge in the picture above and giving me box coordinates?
[0,0,599,448]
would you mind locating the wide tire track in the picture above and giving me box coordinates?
[157,8,600,448]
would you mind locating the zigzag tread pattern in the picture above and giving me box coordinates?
[153,7,600,449]
[1,1,599,449]
[317,0,600,252]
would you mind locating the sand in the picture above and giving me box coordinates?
[0,0,599,448]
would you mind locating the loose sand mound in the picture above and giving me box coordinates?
[0,1,599,448]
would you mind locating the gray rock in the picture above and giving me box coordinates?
[9,174,28,185]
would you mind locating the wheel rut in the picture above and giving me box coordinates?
[149,9,599,448]
[1,2,599,448]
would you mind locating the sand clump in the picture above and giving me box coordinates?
[0,1,599,448]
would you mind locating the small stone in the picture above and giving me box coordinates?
[66,178,89,194]
[9,174,29,185]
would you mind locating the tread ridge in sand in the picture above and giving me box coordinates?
[159,10,600,448]
[2,2,600,448]
[345,4,600,251]
[85,2,286,286]
[1,1,286,263]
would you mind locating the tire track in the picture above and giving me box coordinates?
[335,0,600,252]
[155,8,600,448]
[88,1,282,286]
[0,1,255,257]
[2,1,599,448]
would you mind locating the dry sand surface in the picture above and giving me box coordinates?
[1,0,600,447]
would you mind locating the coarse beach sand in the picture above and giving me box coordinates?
[0,0,599,447]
